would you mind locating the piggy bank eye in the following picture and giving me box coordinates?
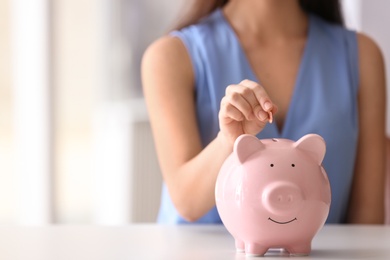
[291,164,295,167]
[270,164,274,167]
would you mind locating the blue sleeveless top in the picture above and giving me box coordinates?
[157,9,359,224]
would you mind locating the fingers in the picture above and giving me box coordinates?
[222,79,276,123]
[225,84,257,121]
[220,98,246,122]
[239,79,274,113]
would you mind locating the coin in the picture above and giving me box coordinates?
[268,111,273,124]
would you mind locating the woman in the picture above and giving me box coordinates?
[142,0,386,224]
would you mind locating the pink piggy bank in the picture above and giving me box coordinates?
[215,134,331,256]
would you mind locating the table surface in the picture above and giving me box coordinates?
[0,224,389,260]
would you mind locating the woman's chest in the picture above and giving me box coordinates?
[244,41,306,129]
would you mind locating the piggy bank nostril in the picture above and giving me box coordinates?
[275,194,294,203]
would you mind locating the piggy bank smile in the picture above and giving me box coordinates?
[268,217,297,224]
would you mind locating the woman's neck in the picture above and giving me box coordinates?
[223,0,308,42]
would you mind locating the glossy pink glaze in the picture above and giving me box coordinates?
[215,134,331,256]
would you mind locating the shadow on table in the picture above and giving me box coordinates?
[233,248,387,259]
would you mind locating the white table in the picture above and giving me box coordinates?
[0,224,389,259]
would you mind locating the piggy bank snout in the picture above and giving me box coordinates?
[262,182,304,215]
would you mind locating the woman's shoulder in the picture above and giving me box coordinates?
[356,32,385,91]
[143,35,189,69]
[144,35,186,59]
[142,9,229,86]
[142,10,224,68]
[142,35,194,90]
[308,13,383,64]
[170,9,226,44]
[356,32,384,64]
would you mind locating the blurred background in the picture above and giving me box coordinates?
[0,0,389,224]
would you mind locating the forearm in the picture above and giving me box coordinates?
[165,132,233,222]
[346,138,386,225]
[141,36,238,222]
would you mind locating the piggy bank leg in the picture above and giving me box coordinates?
[245,243,268,257]
[235,239,245,252]
[286,242,311,256]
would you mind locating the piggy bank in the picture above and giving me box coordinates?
[215,134,331,256]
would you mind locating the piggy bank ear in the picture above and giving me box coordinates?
[294,134,326,164]
[234,134,265,164]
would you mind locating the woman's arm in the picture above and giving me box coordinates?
[142,36,274,222]
[142,36,233,221]
[347,33,387,224]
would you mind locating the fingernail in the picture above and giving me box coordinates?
[264,101,272,111]
[258,111,268,121]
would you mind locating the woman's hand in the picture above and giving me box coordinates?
[218,79,277,146]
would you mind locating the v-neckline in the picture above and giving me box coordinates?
[218,9,315,137]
